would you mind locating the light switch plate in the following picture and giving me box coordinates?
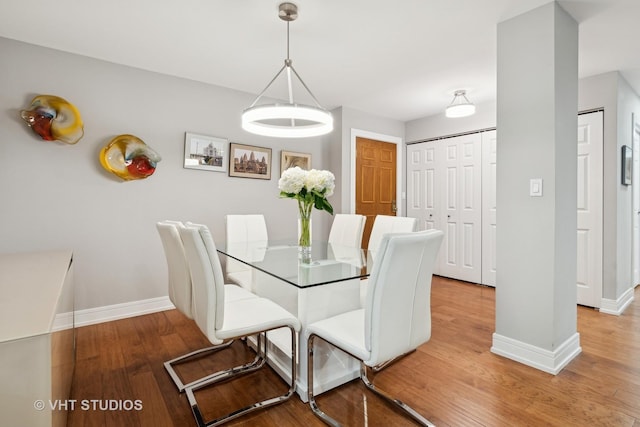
[530,178,543,197]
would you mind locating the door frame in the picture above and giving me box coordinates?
[633,113,640,286]
[349,128,403,215]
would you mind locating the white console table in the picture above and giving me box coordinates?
[0,250,75,427]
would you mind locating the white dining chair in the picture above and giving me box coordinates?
[367,214,418,255]
[360,215,418,306]
[328,213,366,248]
[179,223,301,427]
[156,220,257,393]
[225,214,269,291]
[156,220,194,319]
[306,229,444,427]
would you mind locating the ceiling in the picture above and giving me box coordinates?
[1,0,638,122]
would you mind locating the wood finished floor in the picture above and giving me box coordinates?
[68,277,640,427]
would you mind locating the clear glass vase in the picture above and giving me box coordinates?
[298,202,312,263]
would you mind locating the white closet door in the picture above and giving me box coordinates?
[407,142,438,231]
[481,130,497,287]
[407,141,443,275]
[408,134,482,282]
[576,111,603,308]
[439,133,482,282]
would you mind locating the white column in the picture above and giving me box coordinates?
[492,2,581,374]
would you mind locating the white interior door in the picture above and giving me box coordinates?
[407,134,482,282]
[441,133,482,282]
[633,115,640,286]
[407,142,438,231]
[407,141,441,276]
[576,111,603,307]
[481,130,497,287]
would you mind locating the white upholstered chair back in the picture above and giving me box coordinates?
[364,229,443,366]
[225,214,269,278]
[328,214,366,248]
[367,215,418,255]
[156,220,193,319]
[178,223,227,345]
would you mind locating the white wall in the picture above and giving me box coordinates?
[0,37,333,311]
[407,70,640,307]
[494,1,578,352]
[578,71,640,300]
[328,107,405,214]
[615,76,640,296]
[405,100,497,143]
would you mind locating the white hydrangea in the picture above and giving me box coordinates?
[305,169,335,195]
[319,170,335,196]
[304,169,324,192]
[279,167,335,215]
[278,166,306,194]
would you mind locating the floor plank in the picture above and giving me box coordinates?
[68,277,640,426]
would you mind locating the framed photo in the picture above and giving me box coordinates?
[229,143,272,180]
[184,132,228,173]
[622,145,632,185]
[281,150,312,175]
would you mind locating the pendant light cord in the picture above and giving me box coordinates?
[247,5,325,110]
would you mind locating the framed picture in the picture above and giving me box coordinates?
[229,143,272,180]
[281,150,312,175]
[622,145,632,185]
[184,132,228,173]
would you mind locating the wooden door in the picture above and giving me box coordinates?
[355,137,397,249]
[576,111,603,308]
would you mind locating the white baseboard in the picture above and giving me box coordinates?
[491,332,581,375]
[74,296,175,328]
[599,286,635,315]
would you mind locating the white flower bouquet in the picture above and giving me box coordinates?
[278,167,335,247]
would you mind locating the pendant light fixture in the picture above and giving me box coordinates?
[445,89,476,118]
[242,3,333,138]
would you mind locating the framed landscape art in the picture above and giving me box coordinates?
[280,150,311,175]
[184,132,228,173]
[229,143,272,180]
[622,144,632,185]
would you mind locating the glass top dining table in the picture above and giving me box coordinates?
[216,240,370,289]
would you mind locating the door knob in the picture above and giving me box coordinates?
[392,199,397,213]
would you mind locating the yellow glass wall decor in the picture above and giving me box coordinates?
[99,134,161,181]
[20,95,84,144]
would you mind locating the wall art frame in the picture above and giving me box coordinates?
[280,150,312,175]
[622,144,632,186]
[229,142,272,180]
[184,132,228,173]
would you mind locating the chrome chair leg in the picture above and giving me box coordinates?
[360,363,436,427]
[186,326,297,427]
[308,333,435,427]
[371,349,416,372]
[164,340,234,392]
[307,334,341,427]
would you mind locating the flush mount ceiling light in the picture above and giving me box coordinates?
[241,2,333,138]
[445,89,476,118]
